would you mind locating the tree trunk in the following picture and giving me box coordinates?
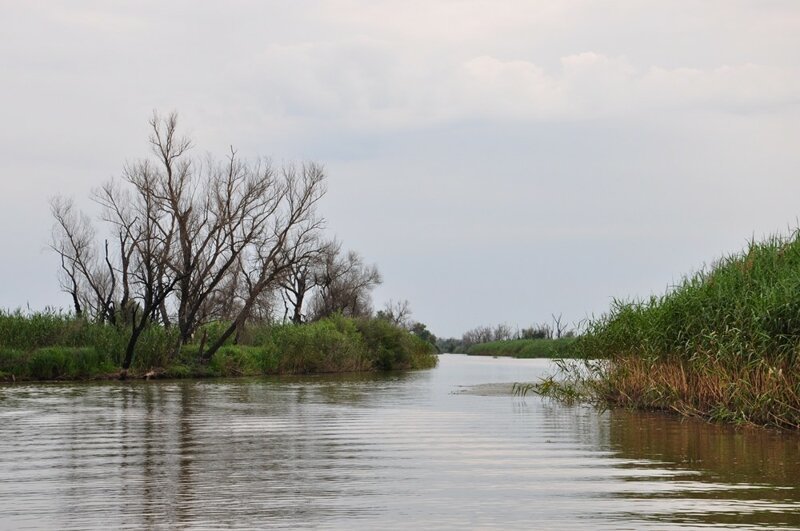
[120,322,147,378]
[202,301,254,362]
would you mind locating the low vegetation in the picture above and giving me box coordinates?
[438,317,573,354]
[0,311,437,382]
[526,230,800,430]
[466,337,578,358]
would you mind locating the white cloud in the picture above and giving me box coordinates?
[456,54,800,120]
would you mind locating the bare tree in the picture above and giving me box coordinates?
[309,243,382,320]
[493,323,513,341]
[50,197,91,317]
[520,324,552,340]
[201,162,326,360]
[377,299,412,328]
[278,236,331,324]
[50,111,328,371]
[93,159,184,376]
[139,113,296,344]
[461,325,494,347]
[50,197,120,322]
[552,313,565,339]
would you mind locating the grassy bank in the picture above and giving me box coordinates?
[0,312,437,382]
[466,337,578,358]
[529,231,800,429]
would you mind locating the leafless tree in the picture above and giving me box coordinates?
[50,197,121,322]
[520,324,552,340]
[309,243,382,320]
[51,111,328,370]
[278,236,332,324]
[493,323,513,341]
[138,113,301,344]
[50,197,91,317]
[93,159,184,375]
[461,325,494,347]
[201,162,326,359]
[552,313,565,339]
[378,299,412,328]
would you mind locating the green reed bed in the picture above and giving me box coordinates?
[0,311,437,382]
[466,337,578,359]
[528,231,800,429]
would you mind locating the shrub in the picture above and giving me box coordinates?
[356,317,437,370]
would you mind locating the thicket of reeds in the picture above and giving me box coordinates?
[466,337,578,358]
[0,311,437,381]
[530,230,800,429]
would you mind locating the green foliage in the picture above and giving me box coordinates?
[129,326,179,369]
[563,229,800,429]
[436,337,466,353]
[196,320,238,348]
[0,346,114,380]
[467,337,578,358]
[0,309,120,352]
[271,319,367,373]
[578,232,800,366]
[209,345,264,377]
[355,317,437,370]
[0,312,437,381]
[409,322,437,346]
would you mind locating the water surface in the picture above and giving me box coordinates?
[1,354,799,529]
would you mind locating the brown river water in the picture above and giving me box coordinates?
[1,354,800,529]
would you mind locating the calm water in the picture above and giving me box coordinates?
[2,354,800,530]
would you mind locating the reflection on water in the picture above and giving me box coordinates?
[1,354,800,529]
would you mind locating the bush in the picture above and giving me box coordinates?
[267,319,370,374]
[209,345,264,377]
[356,317,437,370]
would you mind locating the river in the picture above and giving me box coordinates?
[1,354,799,529]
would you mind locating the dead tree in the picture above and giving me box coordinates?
[50,197,119,322]
[201,163,326,360]
[552,313,565,339]
[278,236,335,324]
[377,299,412,328]
[93,160,184,376]
[142,113,327,345]
[51,112,328,369]
[309,243,382,320]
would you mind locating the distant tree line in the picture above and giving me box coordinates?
[437,314,574,353]
[49,113,397,375]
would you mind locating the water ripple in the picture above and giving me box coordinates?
[1,355,799,529]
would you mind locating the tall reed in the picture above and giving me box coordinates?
[467,337,578,358]
[538,230,800,429]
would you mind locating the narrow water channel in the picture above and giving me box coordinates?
[1,354,799,529]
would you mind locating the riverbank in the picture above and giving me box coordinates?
[532,230,800,430]
[466,337,578,358]
[0,312,437,382]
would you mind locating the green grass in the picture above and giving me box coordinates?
[0,346,116,380]
[529,229,800,429]
[466,337,578,358]
[0,311,438,382]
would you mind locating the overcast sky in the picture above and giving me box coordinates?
[1,1,799,337]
